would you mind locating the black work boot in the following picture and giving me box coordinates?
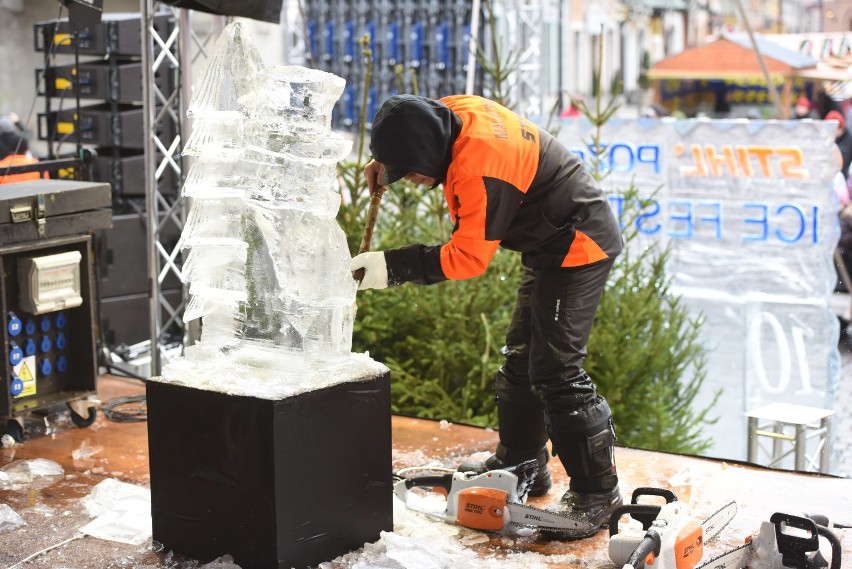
[541,486,623,540]
[457,443,553,497]
[542,396,621,539]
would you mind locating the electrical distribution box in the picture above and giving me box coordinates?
[17,251,83,315]
[1,180,112,440]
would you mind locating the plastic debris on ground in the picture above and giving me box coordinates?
[80,478,152,545]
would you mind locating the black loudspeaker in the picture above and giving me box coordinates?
[95,212,181,298]
[62,0,103,31]
[99,289,183,348]
[159,0,282,23]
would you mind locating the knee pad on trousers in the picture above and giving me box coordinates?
[546,398,618,492]
[494,368,548,452]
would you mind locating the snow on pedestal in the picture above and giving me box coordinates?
[146,22,391,568]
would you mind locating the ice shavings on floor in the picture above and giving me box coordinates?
[317,494,587,569]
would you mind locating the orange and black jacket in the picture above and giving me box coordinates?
[0,154,47,184]
[382,95,623,285]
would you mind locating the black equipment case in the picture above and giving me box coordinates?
[0,179,112,442]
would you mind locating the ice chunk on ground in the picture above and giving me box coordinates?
[0,459,32,486]
[26,458,64,477]
[0,458,63,489]
[0,503,25,533]
[199,554,243,568]
[72,439,102,460]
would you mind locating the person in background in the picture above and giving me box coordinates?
[793,96,817,119]
[843,96,852,135]
[829,140,852,347]
[827,110,852,180]
[559,93,582,118]
[713,85,731,118]
[0,112,46,184]
[351,94,624,540]
[0,111,25,135]
[815,90,842,120]
[837,203,852,348]
[831,146,850,206]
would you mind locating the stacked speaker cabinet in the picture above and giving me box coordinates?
[96,205,183,348]
[34,12,178,198]
[33,12,182,354]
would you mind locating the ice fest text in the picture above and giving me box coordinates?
[571,142,825,245]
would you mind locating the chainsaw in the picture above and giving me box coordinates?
[697,512,843,569]
[608,487,738,569]
[392,459,598,537]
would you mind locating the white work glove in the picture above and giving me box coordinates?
[350,251,389,290]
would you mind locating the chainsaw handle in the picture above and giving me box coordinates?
[609,504,662,535]
[816,524,842,569]
[401,474,454,495]
[771,512,822,569]
[631,487,677,505]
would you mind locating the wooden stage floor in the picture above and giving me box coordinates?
[1,375,850,568]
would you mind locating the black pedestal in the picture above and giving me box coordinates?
[147,371,393,569]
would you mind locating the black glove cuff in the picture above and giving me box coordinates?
[385,244,447,286]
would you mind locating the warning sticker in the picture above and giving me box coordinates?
[12,356,36,398]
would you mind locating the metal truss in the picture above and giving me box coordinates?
[140,3,228,375]
[501,0,545,118]
[141,0,184,376]
[282,0,307,65]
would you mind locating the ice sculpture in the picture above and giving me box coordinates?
[157,22,384,398]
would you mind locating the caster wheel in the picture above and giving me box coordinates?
[5,418,24,443]
[67,403,97,428]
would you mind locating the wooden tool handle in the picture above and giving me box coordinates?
[353,185,387,284]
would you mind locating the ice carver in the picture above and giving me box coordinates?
[350,94,624,539]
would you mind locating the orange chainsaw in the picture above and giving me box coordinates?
[393,460,597,536]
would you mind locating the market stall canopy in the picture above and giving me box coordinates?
[792,62,852,99]
[648,34,818,81]
[766,33,852,98]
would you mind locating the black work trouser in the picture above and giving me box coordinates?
[494,258,618,491]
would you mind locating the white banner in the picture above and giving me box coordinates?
[557,117,842,465]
